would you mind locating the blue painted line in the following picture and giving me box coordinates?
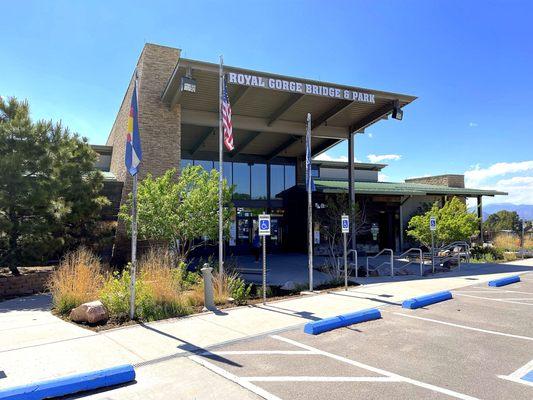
[402,291,453,309]
[304,308,381,335]
[521,370,533,383]
[488,275,521,287]
[0,364,135,400]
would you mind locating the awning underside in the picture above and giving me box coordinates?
[164,58,416,159]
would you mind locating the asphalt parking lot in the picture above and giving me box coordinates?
[190,273,533,400]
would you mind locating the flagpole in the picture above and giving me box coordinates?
[218,56,224,279]
[129,172,138,320]
[129,72,140,321]
[306,113,313,292]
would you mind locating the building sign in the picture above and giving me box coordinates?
[227,72,376,104]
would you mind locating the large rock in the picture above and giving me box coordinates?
[70,300,109,324]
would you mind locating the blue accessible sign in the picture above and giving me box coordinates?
[258,214,271,236]
[341,215,349,233]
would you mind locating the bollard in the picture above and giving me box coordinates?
[201,264,217,312]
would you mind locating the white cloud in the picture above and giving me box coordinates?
[469,122,478,127]
[378,172,389,182]
[464,161,533,206]
[367,154,402,163]
[367,133,373,139]
[464,161,533,186]
[313,153,348,162]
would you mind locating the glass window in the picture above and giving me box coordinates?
[214,161,233,186]
[251,163,267,199]
[180,159,193,171]
[270,164,285,199]
[194,160,214,171]
[284,165,296,189]
[311,165,320,178]
[233,162,250,199]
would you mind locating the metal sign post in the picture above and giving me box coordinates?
[341,215,349,290]
[430,216,436,273]
[258,214,271,304]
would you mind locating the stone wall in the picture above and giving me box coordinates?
[105,43,182,264]
[0,270,52,299]
[405,174,465,188]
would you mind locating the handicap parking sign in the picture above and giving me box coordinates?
[341,215,349,233]
[430,216,437,231]
[258,214,271,236]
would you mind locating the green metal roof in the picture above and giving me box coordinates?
[314,179,507,197]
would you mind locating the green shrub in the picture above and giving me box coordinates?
[100,269,131,321]
[470,246,503,262]
[228,275,252,306]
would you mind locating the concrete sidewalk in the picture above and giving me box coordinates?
[1,259,532,398]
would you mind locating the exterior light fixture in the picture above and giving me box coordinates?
[180,76,197,93]
[392,100,403,120]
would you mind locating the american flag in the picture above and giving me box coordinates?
[221,78,235,151]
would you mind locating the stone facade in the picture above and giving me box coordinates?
[405,174,465,188]
[106,44,182,263]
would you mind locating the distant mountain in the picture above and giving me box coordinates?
[471,203,533,221]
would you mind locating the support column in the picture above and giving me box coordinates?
[348,131,356,256]
[477,196,483,243]
[399,201,404,251]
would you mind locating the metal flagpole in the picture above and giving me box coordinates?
[129,172,138,320]
[306,113,313,292]
[218,56,224,279]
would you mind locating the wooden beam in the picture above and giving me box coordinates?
[311,100,352,130]
[311,139,340,157]
[230,131,261,157]
[230,86,250,108]
[349,101,395,133]
[190,127,216,155]
[267,93,304,126]
[267,136,300,160]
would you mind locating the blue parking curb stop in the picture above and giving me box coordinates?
[488,275,521,287]
[402,291,453,309]
[0,364,135,400]
[304,308,381,335]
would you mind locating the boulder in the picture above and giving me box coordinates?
[70,300,108,324]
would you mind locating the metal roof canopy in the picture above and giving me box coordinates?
[162,58,416,160]
[309,179,507,197]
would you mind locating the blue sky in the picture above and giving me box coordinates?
[1,1,532,204]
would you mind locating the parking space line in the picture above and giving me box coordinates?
[271,335,480,400]
[498,359,533,388]
[189,354,283,400]
[454,289,533,295]
[242,376,400,382]
[455,293,533,306]
[393,313,533,341]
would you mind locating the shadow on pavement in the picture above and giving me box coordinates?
[0,293,52,313]
[138,323,242,368]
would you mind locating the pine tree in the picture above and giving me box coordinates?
[0,96,108,275]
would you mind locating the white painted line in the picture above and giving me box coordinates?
[498,375,533,388]
[201,350,315,356]
[454,289,533,295]
[271,335,480,400]
[394,313,533,341]
[455,293,533,306]
[243,376,400,382]
[189,355,282,400]
[498,360,533,388]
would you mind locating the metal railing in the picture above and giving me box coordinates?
[433,241,470,272]
[366,248,394,277]
[395,248,424,276]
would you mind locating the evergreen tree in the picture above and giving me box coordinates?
[0,97,107,275]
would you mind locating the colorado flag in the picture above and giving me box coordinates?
[125,80,142,176]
